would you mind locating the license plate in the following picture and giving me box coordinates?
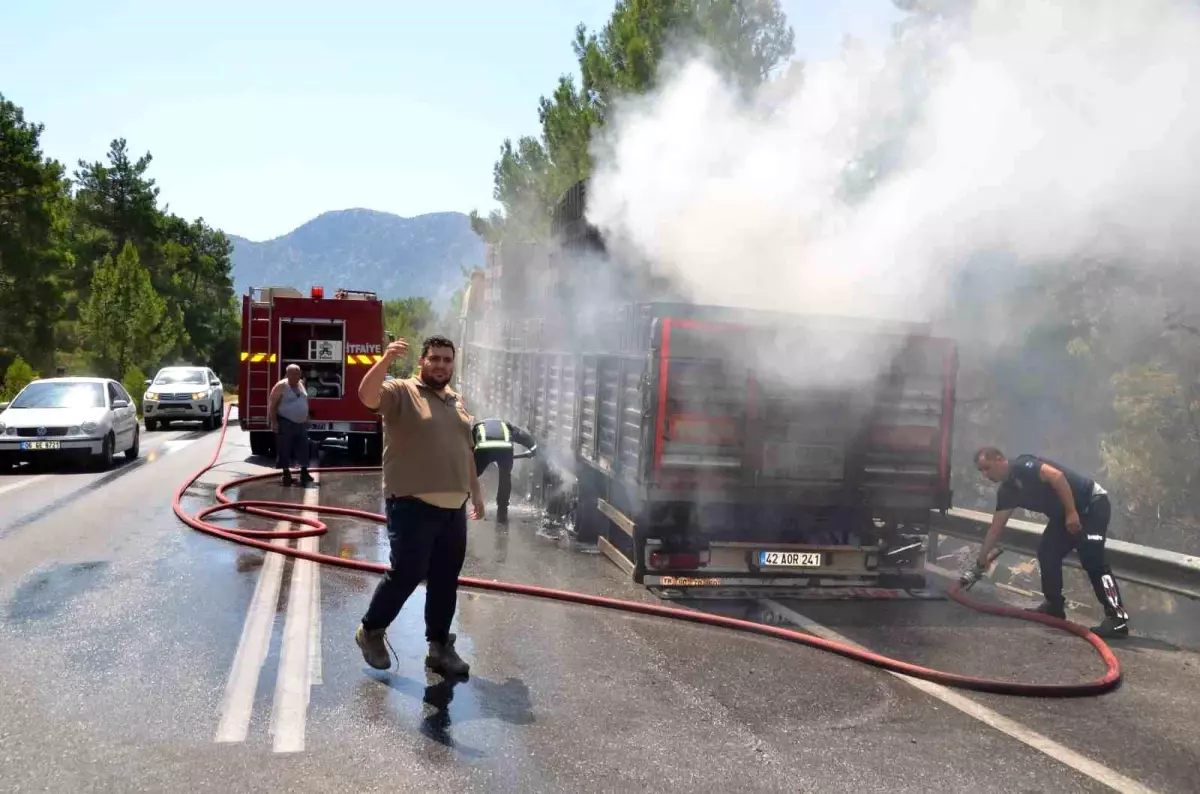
[20,440,61,451]
[759,551,823,567]
[307,422,330,430]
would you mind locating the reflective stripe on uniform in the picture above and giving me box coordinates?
[475,419,513,450]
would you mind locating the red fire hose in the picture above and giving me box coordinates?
[174,407,1121,697]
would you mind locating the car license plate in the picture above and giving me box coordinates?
[20,440,60,451]
[307,422,330,431]
[759,551,823,567]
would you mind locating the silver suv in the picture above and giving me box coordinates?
[143,366,224,431]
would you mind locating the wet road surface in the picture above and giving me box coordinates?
[0,423,1197,792]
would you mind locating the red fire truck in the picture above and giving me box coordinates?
[237,285,385,460]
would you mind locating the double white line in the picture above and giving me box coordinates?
[215,487,323,753]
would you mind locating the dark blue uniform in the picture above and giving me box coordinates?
[996,454,1128,628]
[472,418,537,522]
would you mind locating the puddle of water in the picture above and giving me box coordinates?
[7,560,111,625]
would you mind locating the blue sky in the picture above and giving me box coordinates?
[1,0,901,241]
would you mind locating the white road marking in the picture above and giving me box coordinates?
[0,475,49,497]
[270,487,323,753]
[214,533,289,743]
[759,599,1159,794]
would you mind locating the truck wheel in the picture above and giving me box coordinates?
[366,432,382,464]
[249,431,274,458]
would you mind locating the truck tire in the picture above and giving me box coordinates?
[366,431,383,464]
[249,431,274,458]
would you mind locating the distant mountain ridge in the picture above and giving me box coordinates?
[228,208,485,310]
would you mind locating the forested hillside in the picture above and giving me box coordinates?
[229,209,482,309]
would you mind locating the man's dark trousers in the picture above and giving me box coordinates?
[276,416,310,473]
[1036,494,1127,619]
[474,448,513,515]
[360,496,468,643]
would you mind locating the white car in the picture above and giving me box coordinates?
[0,377,140,470]
[142,366,224,430]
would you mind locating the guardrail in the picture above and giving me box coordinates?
[930,508,1200,601]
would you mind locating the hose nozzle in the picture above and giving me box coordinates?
[959,547,1003,590]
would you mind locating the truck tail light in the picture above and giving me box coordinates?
[648,550,710,570]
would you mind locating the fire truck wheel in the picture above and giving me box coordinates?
[249,431,274,458]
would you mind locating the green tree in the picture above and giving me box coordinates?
[1,355,39,401]
[80,241,177,378]
[0,93,72,372]
[383,296,438,376]
[479,0,795,243]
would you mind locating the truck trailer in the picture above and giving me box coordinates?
[457,180,959,596]
[237,285,385,461]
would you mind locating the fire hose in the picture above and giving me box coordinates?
[174,406,1121,697]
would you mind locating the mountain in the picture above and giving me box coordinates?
[228,209,485,310]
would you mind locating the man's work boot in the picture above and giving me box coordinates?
[281,469,294,487]
[1025,599,1067,620]
[426,633,470,677]
[299,469,315,486]
[496,505,508,524]
[355,623,391,670]
[1091,614,1129,638]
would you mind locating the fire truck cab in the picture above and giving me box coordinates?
[237,285,385,461]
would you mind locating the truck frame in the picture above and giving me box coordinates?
[457,181,959,598]
[237,285,385,461]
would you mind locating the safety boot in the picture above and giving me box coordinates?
[1025,599,1067,620]
[496,505,508,524]
[1091,614,1129,638]
[355,623,391,670]
[426,633,470,677]
[299,469,315,486]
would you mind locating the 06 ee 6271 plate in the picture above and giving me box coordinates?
[20,440,60,451]
[759,550,823,567]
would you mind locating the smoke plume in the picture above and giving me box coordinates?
[586,0,1200,330]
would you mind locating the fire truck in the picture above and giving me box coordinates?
[457,180,960,597]
[237,285,386,460]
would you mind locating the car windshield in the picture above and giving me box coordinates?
[9,382,106,410]
[154,370,206,385]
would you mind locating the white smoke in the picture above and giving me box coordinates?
[586,0,1200,326]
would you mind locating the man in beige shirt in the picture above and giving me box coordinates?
[354,333,485,677]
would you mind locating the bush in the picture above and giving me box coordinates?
[1,356,39,401]
[122,366,148,413]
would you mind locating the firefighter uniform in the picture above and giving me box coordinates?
[472,418,537,522]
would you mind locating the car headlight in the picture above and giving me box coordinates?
[81,421,100,435]
[144,391,159,401]
[191,391,206,400]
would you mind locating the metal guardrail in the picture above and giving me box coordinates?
[930,508,1200,601]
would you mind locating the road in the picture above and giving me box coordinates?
[0,421,1197,793]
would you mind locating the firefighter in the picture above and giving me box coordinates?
[969,447,1130,638]
[472,418,537,523]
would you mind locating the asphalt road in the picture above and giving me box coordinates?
[0,421,1197,793]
